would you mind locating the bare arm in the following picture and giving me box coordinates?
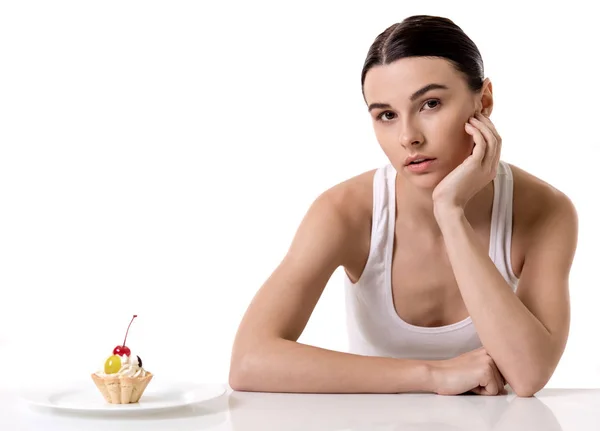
[433,192,577,397]
[229,185,432,393]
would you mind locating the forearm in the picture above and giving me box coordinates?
[436,207,553,393]
[229,339,433,394]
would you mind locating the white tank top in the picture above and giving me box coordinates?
[344,160,519,360]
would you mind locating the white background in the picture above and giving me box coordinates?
[1,1,598,390]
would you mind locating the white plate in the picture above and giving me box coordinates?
[20,381,227,414]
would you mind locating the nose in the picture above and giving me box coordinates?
[399,118,424,149]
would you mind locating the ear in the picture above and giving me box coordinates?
[479,78,494,117]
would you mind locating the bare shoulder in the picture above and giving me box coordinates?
[293,167,377,255]
[509,162,578,240]
[316,168,377,277]
[321,169,376,225]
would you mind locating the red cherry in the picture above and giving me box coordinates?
[113,315,137,356]
[113,345,131,356]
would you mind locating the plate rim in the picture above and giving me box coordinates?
[20,382,228,413]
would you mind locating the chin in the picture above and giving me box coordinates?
[401,171,444,191]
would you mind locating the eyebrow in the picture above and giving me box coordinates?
[367,83,450,112]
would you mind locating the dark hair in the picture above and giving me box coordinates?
[361,15,484,98]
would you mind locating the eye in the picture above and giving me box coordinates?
[422,99,441,111]
[376,111,397,122]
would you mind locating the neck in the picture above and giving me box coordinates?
[395,175,440,234]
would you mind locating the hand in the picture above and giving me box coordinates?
[430,347,508,396]
[432,112,502,212]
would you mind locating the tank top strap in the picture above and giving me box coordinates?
[361,164,396,279]
[491,161,519,287]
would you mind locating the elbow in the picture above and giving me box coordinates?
[510,372,549,398]
[512,360,556,397]
[501,352,556,398]
[229,354,250,391]
[229,336,282,392]
[228,365,243,392]
[512,383,540,398]
[229,349,262,392]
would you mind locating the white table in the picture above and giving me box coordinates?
[4,386,600,430]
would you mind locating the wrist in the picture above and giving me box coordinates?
[433,202,465,227]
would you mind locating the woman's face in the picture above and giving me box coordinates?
[363,57,492,190]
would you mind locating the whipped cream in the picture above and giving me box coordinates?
[96,354,147,378]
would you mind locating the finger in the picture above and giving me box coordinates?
[471,386,495,396]
[465,121,487,164]
[472,376,508,396]
[490,361,506,393]
[469,115,497,168]
[488,359,503,383]
[471,386,485,395]
[480,366,499,396]
[471,115,497,168]
[469,387,483,395]
[484,380,499,396]
[475,112,502,168]
[475,112,500,140]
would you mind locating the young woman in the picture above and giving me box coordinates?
[229,15,578,397]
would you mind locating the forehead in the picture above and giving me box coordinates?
[363,57,465,103]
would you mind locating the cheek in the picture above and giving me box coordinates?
[431,111,472,147]
[431,110,467,136]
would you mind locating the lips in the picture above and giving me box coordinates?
[406,158,436,172]
[409,158,432,164]
[404,154,436,166]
